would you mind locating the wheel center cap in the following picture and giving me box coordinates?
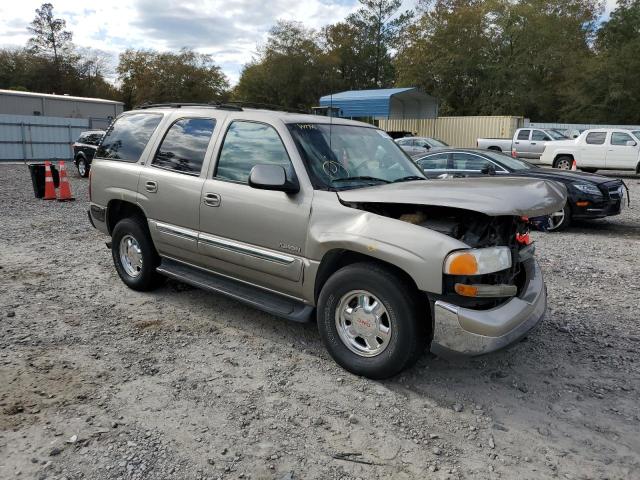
[353,310,374,333]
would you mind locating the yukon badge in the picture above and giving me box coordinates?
[279,242,301,253]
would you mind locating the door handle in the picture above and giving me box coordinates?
[145,181,158,193]
[514,141,519,144]
[531,142,537,145]
[203,193,221,207]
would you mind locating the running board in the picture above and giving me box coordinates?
[156,258,314,323]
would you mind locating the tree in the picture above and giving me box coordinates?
[562,0,640,122]
[234,21,331,109]
[395,0,602,120]
[117,49,229,108]
[27,3,73,67]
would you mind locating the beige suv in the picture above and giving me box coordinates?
[88,104,566,378]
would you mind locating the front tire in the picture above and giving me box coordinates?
[76,157,89,177]
[547,203,571,232]
[111,217,164,291]
[317,262,426,379]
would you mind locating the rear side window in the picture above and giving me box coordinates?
[517,130,530,140]
[86,133,103,145]
[586,132,606,145]
[610,132,634,146]
[96,113,162,162]
[152,118,216,175]
[215,121,292,183]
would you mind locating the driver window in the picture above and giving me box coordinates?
[215,121,293,183]
[417,153,448,170]
[532,130,551,141]
[611,132,634,146]
[452,153,491,171]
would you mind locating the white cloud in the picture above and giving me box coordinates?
[0,0,361,84]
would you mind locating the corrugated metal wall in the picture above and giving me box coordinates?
[0,114,88,162]
[379,116,524,147]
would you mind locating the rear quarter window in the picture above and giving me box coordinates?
[585,132,606,145]
[96,113,163,162]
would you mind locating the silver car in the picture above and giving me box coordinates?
[88,104,566,379]
[395,136,448,156]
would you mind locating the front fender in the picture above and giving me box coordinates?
[306,192,468,295]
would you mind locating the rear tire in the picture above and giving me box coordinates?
[317,262,426,379]
[488,146,502,152]
[76,157,89,177]
[111,217,165,291]
[554,155,573,170]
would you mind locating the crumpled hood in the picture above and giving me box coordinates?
[337,177,567,217]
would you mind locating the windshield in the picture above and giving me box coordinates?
[287,123,425,189]
[547,129,568,140]
[482,150,535,171]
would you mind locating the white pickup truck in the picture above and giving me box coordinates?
[540,128,640,173]
[477,128,568,162]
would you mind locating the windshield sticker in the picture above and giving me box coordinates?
[295,124,317,130]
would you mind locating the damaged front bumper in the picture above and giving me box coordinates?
[430,258,545,356]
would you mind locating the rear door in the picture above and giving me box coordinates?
[581,131,608,168]
[138,115,218,261]
[513,129,531,157]
[606,131,640,170]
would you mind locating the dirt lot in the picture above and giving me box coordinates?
[1,163,639,480]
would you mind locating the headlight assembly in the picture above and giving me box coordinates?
[444,247,512,275]
[572,183,602,196]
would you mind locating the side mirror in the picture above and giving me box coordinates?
[626,140,637,147]
[248,164,299,194]
[481,164,496,175]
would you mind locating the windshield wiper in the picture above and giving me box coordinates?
[330,176,391,184]
[392,175,426,183]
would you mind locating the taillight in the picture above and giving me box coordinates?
[511,149,517,158]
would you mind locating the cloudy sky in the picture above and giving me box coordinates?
[0,0,620,85]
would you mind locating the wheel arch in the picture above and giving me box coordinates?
[553,153,574,167]
[313,249,425,306]
[106,199,148,235]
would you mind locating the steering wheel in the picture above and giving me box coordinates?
[322,160,350,179]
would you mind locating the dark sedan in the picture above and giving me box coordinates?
[414,148,626,231]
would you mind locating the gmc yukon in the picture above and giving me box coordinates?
[88,104,566,378]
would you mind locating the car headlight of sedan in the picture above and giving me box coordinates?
[443,247,512,275]
[572,182,602,196]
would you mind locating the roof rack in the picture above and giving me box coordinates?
[134,101,307,114]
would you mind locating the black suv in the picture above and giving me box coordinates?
[73,130,105,177]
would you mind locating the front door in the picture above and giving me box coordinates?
[606,131,640,170]
[138,117,217,262]
[198,120,311,297]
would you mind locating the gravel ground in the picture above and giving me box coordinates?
[1,163,639,480]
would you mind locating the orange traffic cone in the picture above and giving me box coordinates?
[571,159,577,171]
[56,161,75,201]
[43,161,57,200]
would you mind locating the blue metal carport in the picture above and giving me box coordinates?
[319,88,438,119]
